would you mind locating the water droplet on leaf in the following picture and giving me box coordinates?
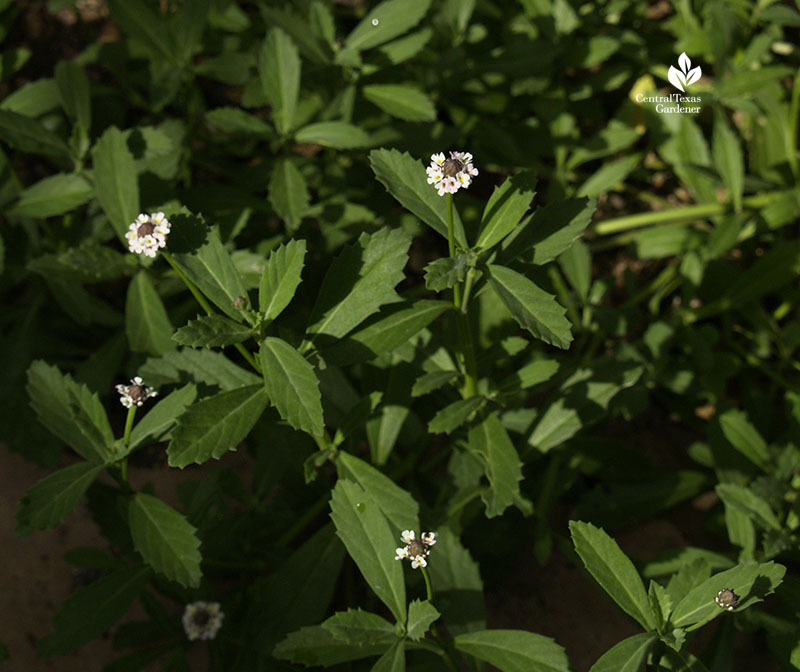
[372,18,379,26]
[356,502,365,512]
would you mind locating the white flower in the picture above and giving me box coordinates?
[182,601,224,641]
[115,376,157,408]
[394,530,436,569]
[125,212,171,258]
[426,151,478,197]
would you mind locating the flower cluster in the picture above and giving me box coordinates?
[126,212,171,258]
[715,588,739,611]
[115,377,157,408]
[426,151,478,196]
[394,530,436,569]
[182,601,224,641]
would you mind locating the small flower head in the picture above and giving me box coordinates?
[182,601,223,641]
[115,377,157,408]
[394,530,436,569]
[426,151,478,197]
[126,212,171,258]
[715,588,739,611]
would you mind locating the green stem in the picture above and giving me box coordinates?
[420,565,434,602]
[593,191,783,236]
[447,195,462,308]
[162,250,261,374]
[122,405,137,449]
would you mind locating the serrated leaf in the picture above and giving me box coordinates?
[363,84,436,122]
[259,238,307,320]
[307,227,411,340]
[454,629,570,672]
[295,121,371,148]
[259,28,300,134]
[468,413,523,518]
[671,562,785,627]
[259,337,324,436]
[412,370,460,397]
[27,243,132,283]
[372,640,404,672]
[718,409,769,470]
[476,172,537,250]
[588,633,656,672]
[92,126,140,241]
[569,521,655,631]
[167,384,268,467]
[269,158,309,231]
[139,348,260,390]
[126,271,175,355]
[171,224,248,320]
[345,0,431,51]
[128,383,197,451]
[487,264,572,349]
[274,626,390,666]
[27,360,113,462]
[55,60,91,130]
[172,314,254,348]
[424,256,468,291]
[261,7,331,64]
[321,608,396,644]
[129,493,202,587]
[0,109,70,159]
[323,300,451,366]
[406,600,440,641]
[712,112,744,212]
[16,462,106,537]
[337,451,419,532]
[429,396,484,434]
[37,565,150,658]
[370,149,467,247]
[497,358,559,396]
[329,479,406,623]
[108,0,176,62]
[648,580,672,631]
[8,173,92,218]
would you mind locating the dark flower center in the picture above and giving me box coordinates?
[442,158,464,178]
[128,385,147,402]
[716,589,738,609]
[137,221,155,237]
[192,610,211,626]
[407,539,425,557]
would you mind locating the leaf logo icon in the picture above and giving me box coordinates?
[667,52,702,92]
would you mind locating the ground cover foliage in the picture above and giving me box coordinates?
[1,0,800,669]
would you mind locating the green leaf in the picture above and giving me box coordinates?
[558,238,591,300]
[378,28,433,64]
[569,521,655,630]
[167,384,268,468]
[139,348,260,390]
[412,370,460,397]
[712,111,744,211]
[406,600,440,641]
[487,265,572,349]
[321,608,396,645]
[498,197,595,267]
[0,78,60,117]
[588,633,656,672]
[205,107,273,136]
[429,396,484,434]
[425,255,469,291]
[0,109,70,159]
[171,225,248,320]
[648,580,672,632]
[577,154,641,198]
[329,479,407,623]
[372,640,405,672]
[269,158,309,231]
[92,126,140,240]
[16,462,106,537]
[295,121,371,148]
[718,409,770,470]
[259,337,324,436]
[107,0,176,62]
[337,451,419,533]
[453,629,570,672]
[497,358,559,396]
[129,493,201,587]
[27,243,132,283]
[27,360,113,462]
[362,84,436,122]
[259,239,307,320]
[468,413,524,518]
[125,383,196,452]
[275,626,390,666]
[172,314,254,348]
[259,28,301,134]
[345,0,431,51]
[261,7,332,64]
[55,60,91,130]
[671,562,785,628]
[37,565,150,658]
[172,0,213,59]
[322,300,451,366]
[126,271,175,355]
[307,227,411,340]
[370,149,467,247]
[716,483,780,531]
[8,173,92,218]
[476,172,537,250]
